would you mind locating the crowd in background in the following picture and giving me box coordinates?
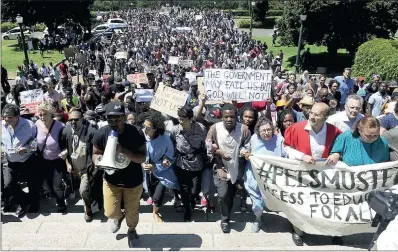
[1,7,398,248]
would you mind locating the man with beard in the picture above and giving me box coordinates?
[206,104,251,233]
[283,102,341,246]
[327,95,364,132]
[62,108,99,222]
[92,101,146,247]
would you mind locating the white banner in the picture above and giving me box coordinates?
[115,51,128,59]
[204,69,272,101]
[250,154,398,236]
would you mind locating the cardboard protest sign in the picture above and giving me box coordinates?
[179,60,193,68]
[168,56,180,65]
[204,69,273,102]
[135,89,154,102]
[150,83,188,118]
[127,73,148,84]
[20,89,43,115]
[250,155,398,236]
[115,51,128,59]
[195,15,203,20]
[185,72,197,85]
[63,48,75,59]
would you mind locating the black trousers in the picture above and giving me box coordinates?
[41,158,66,207]
[147,173,166,208]
[175,167,202,214]
[213,170,237,223]
[3,154,41,208]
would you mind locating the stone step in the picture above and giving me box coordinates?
[2,228,369,250]
[2,212,371,250]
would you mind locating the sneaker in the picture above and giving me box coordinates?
[111,216,125,233]
[251,221,262,233]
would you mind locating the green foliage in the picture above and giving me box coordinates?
[253,0,269,23]
[237,17,278,29]
[277,0,398,55]
[1,22,16,33]
[1,22,46,32]
[267,9,284,16]
[269,0,285,10]
[352,38,398,82]
[2,0,94,33]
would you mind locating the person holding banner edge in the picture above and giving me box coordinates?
[283,102,342,245]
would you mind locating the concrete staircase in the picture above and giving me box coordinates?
[1,194,372,250]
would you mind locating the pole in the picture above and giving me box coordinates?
[295,20,304,74]
[249,3,253,39]
[19,23,30,74]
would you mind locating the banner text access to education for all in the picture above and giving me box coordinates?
[249,154,398,236]
[204,69,272,102]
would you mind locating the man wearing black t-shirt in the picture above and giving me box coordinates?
[92,101,146,246]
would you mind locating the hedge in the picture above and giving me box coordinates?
[1,22,46,32]
[267,9,284,16]
[237,17,278,29]
[352,38,398,82]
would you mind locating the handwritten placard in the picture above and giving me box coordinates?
[115,51,128,59]
[127,73,148,84]
[185,72,197,85]
[195,15,203,20]
[204,69,273,101]
[168,56,180,65]
[20,89,43,115]
[150,84,188,118]
[179,60,193,68]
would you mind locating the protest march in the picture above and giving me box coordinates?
[1,4,398,250]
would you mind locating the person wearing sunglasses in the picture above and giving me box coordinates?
[326,116,389,166]
[61,108,98,222]
[142,111,178,223]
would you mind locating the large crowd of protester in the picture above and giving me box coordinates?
[1,7,398,248]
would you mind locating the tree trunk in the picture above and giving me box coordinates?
[327,44,338,58]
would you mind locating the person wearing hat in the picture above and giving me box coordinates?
[285,95,315,122]
[92,101,146,245]
[284,102,342,246]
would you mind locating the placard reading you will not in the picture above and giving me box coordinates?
[204,69,272,101]
[150,83,188,118]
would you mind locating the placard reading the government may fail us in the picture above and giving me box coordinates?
[204,69,273,102]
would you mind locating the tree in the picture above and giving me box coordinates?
[253,0,269,24]
[277,0,398,56]
[2,0,94,35]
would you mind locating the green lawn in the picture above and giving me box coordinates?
[1,40,65,79]
[253,35,350,73]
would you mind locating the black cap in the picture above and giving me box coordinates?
[105,101,125,116]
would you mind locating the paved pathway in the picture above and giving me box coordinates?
[1,194,372,250]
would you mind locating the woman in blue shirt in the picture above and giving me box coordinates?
[241,117,287,232]
[326,116,389,166]
[142,111,179,222]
